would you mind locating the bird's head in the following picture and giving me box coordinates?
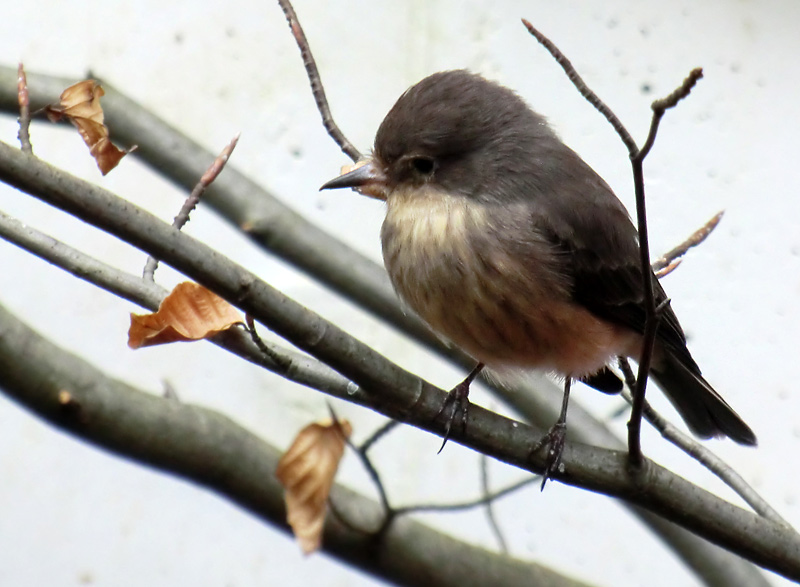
[321,70,556,205]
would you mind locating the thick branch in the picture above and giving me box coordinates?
[0,142,797,581]
[0,302,581,587]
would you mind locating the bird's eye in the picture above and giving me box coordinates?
[411,157,435,175]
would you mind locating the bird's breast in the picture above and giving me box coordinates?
[380,187,636,376]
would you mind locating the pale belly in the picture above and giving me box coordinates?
[380,191,637,377]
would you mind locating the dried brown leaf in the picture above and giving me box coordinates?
[276,418,353,554]
[128,282,242,349]
[45,80,134,175]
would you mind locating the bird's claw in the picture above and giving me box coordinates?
[435,380,471,453]
[530,421,567,490]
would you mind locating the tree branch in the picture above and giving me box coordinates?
[0,208,360,403]
[0,141,797,581]
[0,302,584,587]
[617,357,790,527]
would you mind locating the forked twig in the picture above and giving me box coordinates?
[638,68,704,160]
[522,18,704,465]
[626,69,704,463]
[335,414,536,539]
[338,418,397,535]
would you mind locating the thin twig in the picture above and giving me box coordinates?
[626,166,659,467]
[16,64,32,154]
[616,357,791,527]
[245,313,294,371]
[277,0,361,162]
[480,453,509,553]
[627,70,704,464]
[522,19,704,466]
[521,19,637,154]
[360,419,400,453]
[330,404,396,534]
[339,408,524,541]
[345,427,395,531]
[638,68,704,161]
[653,211,724,276]
[395,475,540,516]
[143,133,239,280]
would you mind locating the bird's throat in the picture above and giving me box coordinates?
[381,186,486,260]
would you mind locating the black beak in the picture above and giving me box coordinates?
[320,160,389,199]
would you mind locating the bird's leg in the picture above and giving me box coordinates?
[435,362,485,453]
[530,377,572,490]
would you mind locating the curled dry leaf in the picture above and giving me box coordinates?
[45,80,134,175]
[276,418,353,554]
[128,282,242,349]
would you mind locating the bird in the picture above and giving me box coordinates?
[320,70,756,480]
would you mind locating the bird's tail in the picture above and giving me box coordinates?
[649,351,757,446]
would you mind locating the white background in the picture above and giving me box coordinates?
[1,1,798,586]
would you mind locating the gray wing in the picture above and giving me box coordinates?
[525,146,699,372]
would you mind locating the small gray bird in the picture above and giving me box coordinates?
[322,70,756,474]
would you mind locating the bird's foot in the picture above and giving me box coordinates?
[433,363,484,453]
[530,421,567,490]
[434,379,472,454]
